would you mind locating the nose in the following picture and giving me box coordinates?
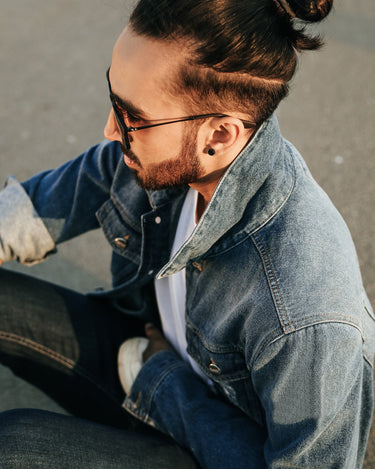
[104,109,122,142]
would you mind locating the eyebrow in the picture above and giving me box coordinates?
[106,67,148,119]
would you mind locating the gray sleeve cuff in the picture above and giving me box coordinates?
[0,176,56,264]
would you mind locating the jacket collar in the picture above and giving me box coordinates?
[155,114,294,278]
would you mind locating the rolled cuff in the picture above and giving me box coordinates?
[0,176,56,264]
[123,350,189,430]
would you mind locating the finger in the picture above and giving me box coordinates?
[145,323,163,339]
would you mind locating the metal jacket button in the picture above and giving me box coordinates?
[209,359,221,375]
[114,235,129,249]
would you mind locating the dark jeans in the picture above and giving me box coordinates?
[0,268,199,468]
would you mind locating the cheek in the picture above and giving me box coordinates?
[133,125,185,163]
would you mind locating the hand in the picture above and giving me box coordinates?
[143,323,169,363]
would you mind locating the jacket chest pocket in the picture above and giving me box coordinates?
[186,325,261,419]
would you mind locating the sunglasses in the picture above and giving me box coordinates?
[106,68,255,150]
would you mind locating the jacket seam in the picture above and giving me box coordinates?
[186,322,244,353]
[252,232,294,334]
[290,312,362,330]
[252,319,364,366]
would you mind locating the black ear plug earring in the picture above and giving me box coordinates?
[208,148,215,156]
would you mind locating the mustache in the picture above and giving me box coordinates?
[120,144,142,167]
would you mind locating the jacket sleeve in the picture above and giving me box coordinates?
[0,140,122,264]
[0,176,56,264]
[124,350,267,469]
[123,322,370,469]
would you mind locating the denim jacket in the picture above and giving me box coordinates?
[1,116,374,468]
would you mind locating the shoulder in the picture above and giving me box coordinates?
[251,145,364,330]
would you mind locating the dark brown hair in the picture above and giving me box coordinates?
[130,0,333,124]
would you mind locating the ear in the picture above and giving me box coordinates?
[202,116,246,155]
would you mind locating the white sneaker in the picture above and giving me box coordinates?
[118,337,149,395]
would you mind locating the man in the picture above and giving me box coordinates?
[0,0,374,468]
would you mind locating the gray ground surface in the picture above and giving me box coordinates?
[1,0,374,465]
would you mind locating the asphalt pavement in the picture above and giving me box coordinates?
[1,0,374,465]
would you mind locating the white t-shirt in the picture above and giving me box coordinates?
[155,188,210,384]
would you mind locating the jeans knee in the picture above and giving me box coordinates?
[0,407,33,433]
[0,409,47,467]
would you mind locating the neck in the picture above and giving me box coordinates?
[190,166,228,222]
[190,130,255,221]
[193,188,213,222]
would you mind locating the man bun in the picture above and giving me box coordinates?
[273,0,334,23]
[286,0,333,22]
[271,0,334,52]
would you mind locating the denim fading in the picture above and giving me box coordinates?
[0,115,374,468]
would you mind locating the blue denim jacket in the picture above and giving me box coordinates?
[1,115,374,468]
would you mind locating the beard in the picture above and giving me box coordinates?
[121,125,203,191]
